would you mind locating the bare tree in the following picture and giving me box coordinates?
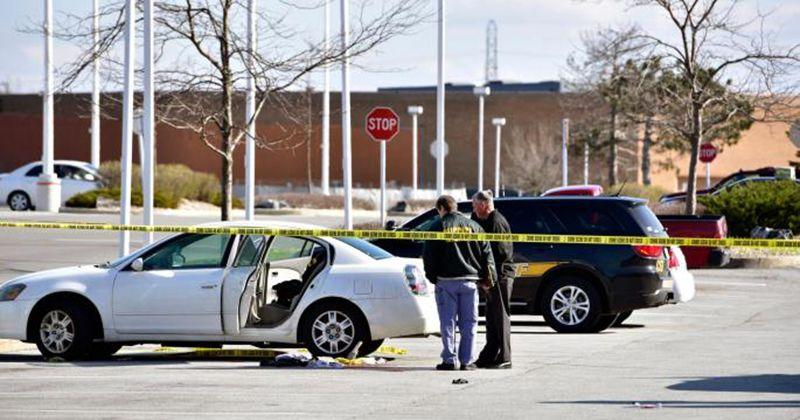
[48,0,427,220]
[503,123,562,194]
[565,25,648,186]
[630,0,800,214]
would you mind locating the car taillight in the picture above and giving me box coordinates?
[633,245,663,259]
[404,265,428,295]
[667,248,680,269]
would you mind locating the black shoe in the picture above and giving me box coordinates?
[474,359,493,369]
[460,363,478,371]
[487,361,512,369]
[436,362,457,371]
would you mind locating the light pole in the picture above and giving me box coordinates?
[473,85,490,191]
[492,117,506,196]
[435,0,445,195]
[91,0,100,168]
[561,118,569,187]
[407,106,423,192]
[245,0,257,220]
[583,142,589,185]
[340,0,353,229]
[321,0,331,196]
[38,0,61,213]
[143,0,155,244]
[119,0,136,256]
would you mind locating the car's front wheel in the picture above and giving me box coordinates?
[8,191,32,211]
[541,276,606,333]
[303,302,368,358]
[34,302,94,360]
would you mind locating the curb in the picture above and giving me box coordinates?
[727,257,800,269]
[0,340,35,353]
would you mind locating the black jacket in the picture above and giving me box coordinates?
[422,212,495,284]
[472,209,515,281]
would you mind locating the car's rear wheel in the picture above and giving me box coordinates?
[86,343,123,359]
[8,191,31,211]
[34,302,95,360]
[303,302,367,358]
[612,310,634,327]
[541,276,605,333]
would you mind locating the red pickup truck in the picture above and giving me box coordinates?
[655,215,730,268]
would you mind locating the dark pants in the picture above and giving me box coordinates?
[478,278,513,364]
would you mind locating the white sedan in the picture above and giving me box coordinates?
[0,222,438,360]
[0,160,102,211]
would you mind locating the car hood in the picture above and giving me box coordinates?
[4,265,109,288]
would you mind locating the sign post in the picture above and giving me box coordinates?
[699,143,718,189]
[366,107,400,227]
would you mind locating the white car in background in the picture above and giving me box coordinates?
[0,160,102,211]
[0,222,438,360]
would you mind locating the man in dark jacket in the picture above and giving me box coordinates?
[423,195,495,371]
[471,190,514,369]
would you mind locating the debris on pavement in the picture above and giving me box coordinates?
[452,378,469,385]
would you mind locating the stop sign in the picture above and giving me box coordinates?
[365,107,400,142]
[699,143,717,163]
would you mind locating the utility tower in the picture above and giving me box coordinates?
[485,20,498,82]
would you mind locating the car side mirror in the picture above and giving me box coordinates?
[385,220,397,231]
[130,258,144,272]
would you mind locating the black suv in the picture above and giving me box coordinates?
[373,197,673,333]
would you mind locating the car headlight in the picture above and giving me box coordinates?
[0,284,26,301]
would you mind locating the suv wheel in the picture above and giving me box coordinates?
[541,276,605,333]
[8,191,31,211]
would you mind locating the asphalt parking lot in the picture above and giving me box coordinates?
[0,211,799,419]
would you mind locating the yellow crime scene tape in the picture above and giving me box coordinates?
[0,220,798,249]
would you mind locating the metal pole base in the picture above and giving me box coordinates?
[35,173,61,212]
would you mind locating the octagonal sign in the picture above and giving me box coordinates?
[365,107,400,142]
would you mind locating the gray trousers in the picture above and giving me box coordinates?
[478,278,513,364]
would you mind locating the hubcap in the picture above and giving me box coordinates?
[10,194,28,211]
[311,310,354,355]
[550,285,590,326]
[39,310,75,354]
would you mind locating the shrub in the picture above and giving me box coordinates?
[210,192,244,209]
[98,161,219,206]
[700,180,800,237]
[606,183,669,205]
[65,188,179,209]
[257,193,376,210]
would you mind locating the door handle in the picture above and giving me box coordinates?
[200,284,218,290]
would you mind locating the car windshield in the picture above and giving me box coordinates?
[97,254,130,269]
[338,237,393,260]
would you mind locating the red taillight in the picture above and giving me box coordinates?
[633,245,663,259]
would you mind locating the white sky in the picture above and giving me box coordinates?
[2,0,799,93]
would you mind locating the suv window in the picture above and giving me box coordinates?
[629,204,666,236]
[142,234,231,270]
[549,205,625,236]
[499,203,559,234]
[25,165,42,177]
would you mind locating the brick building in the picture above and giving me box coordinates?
[0,83,796,194]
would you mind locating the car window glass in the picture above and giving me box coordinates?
[266,237,313,262]
[233,235,267,267]
[500,204,557,234]
[337,237,392,260]
[25,165,42,177]
[550,206,625,235]
[142,234,231,270]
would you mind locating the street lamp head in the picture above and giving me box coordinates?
[407,105,424,115]
[492,117,506,126]
[473,86,491,97]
